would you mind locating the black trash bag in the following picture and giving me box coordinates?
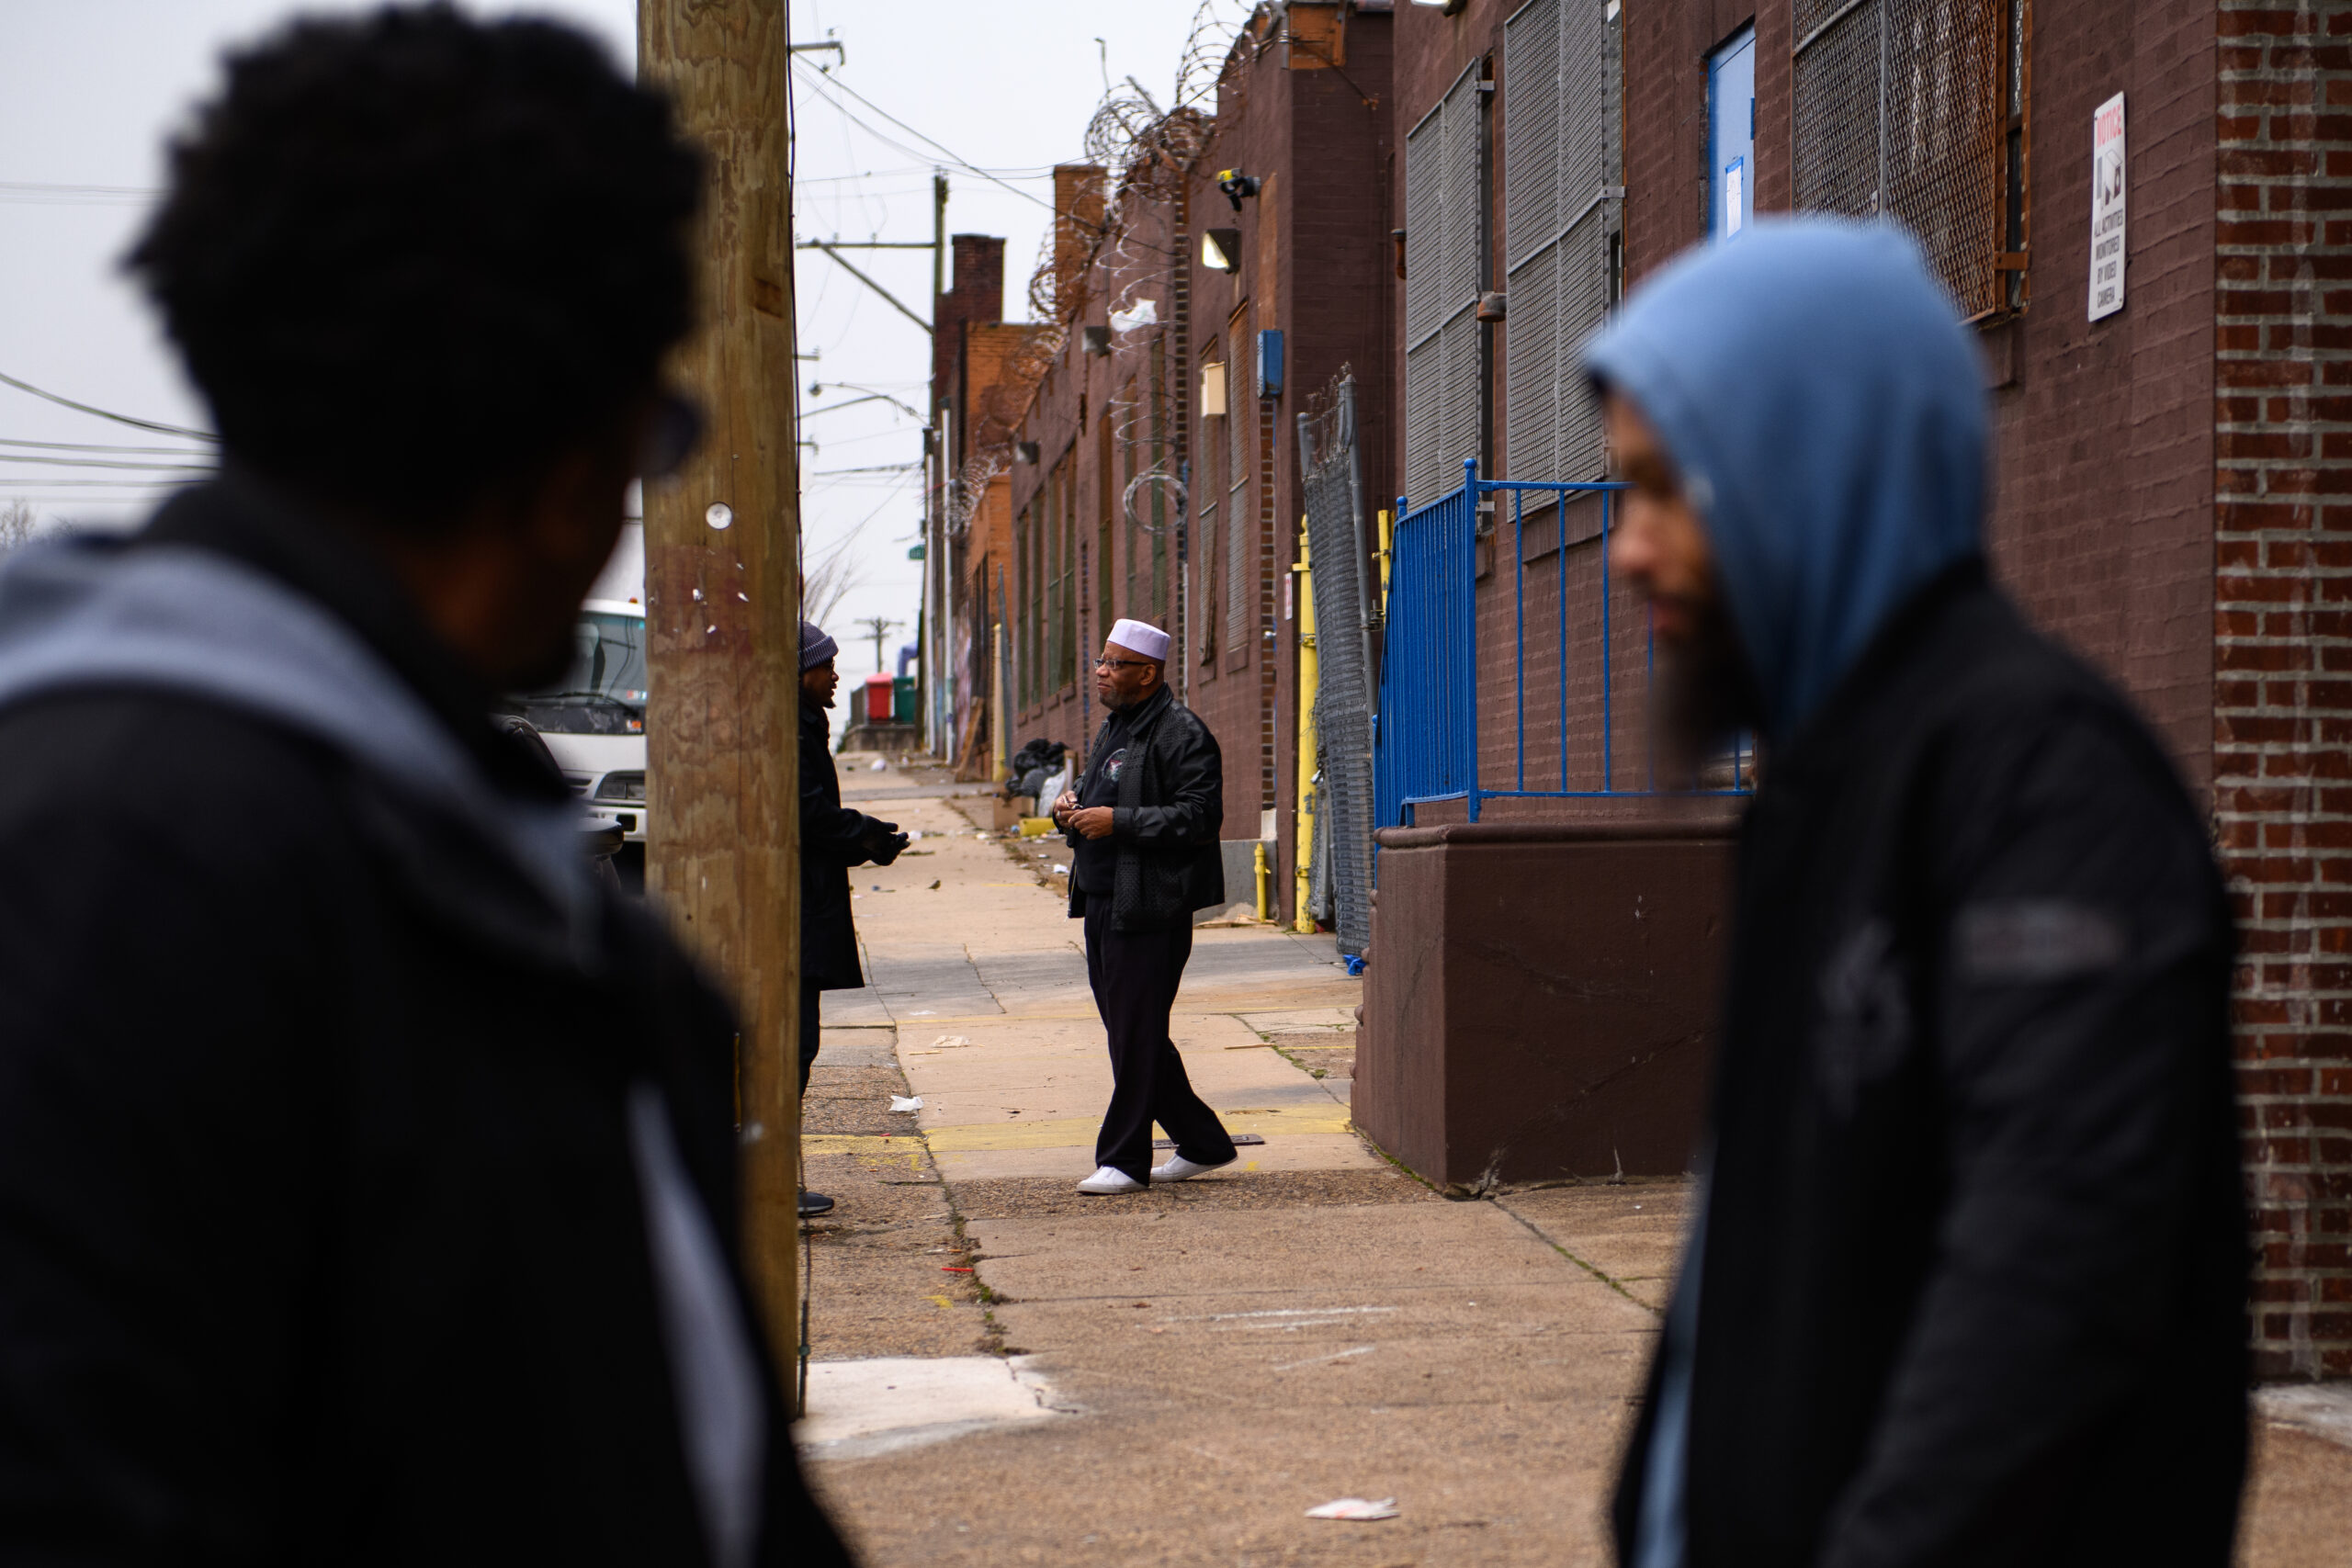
[1007,738,1066,796]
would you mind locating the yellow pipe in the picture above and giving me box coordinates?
[1253,840,1271,923]
[1376,507,1393,613]
[1293,523,1318,933]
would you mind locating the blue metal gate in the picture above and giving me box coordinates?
[1374,459,1749,829]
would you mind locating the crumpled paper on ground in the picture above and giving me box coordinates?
[1305,1498,1397,1521]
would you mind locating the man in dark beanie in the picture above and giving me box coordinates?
[0,10,853,1563]
[797,620,909,1218]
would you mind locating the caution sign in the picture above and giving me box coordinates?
[2088,94,2127,322]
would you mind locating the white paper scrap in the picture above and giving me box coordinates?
[1305,1497,1398,1521]
[888,1095,923,1113]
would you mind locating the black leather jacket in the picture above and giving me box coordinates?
[1064,684,1225,931]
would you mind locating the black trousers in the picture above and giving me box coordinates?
[1084,904,1236,1183]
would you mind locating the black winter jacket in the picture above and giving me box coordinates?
[0,483,853,1567]
[1065,685,1225,931]
[1613,567,2246,1567]
[799,701,888,991]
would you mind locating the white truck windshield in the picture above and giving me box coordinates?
[518,611,647,735]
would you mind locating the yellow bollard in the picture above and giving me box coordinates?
[1254,840,1271,923]
[1294,525,1318,933]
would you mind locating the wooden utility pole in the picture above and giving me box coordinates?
[638,0,802,1363]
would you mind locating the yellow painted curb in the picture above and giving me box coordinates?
[800,1134,928,1164]
[922,1106,1351,1152]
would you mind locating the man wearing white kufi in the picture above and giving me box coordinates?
[1051,618,1238,1194]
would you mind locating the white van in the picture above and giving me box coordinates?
[514,599,648,886]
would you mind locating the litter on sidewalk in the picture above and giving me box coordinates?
[889,1095,923,1112]
[1306,1497,1398,1521]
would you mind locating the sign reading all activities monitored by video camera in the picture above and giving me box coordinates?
[2089,93,2127,321]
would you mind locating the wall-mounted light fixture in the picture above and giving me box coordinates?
[1216,168,1261,214]
[1081,324,1112,357]
[1201,228,1242,275]
[1015,440,1041,465]
[1409,0,1470,14]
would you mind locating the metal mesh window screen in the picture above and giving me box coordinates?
[1404,63,1487,504]
[1793,0,2006,318]
[1504,0,1619,483]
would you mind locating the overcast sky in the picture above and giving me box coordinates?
[0,0,1241,679]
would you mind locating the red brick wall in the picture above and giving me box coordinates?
[2216,0,2352,1381]
[1988,0,2217,795]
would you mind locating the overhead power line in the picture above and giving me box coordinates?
[0,434,213,456]
[790,61,1061,220]
[0,368,217,442]
[0,452,214,472]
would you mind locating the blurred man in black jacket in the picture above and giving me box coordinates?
[1052,619,1235,1194]
[795,622,907,1218]
[0,11,851,1564]
[1589,221,2245,1568]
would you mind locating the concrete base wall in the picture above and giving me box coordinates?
[1357,802,1740,1187]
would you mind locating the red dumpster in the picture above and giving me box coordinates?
[863,672,894,722]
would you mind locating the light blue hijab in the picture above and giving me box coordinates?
[1584,220,1987,741]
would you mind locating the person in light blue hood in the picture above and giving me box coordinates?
[1588,220,2246,1568]
[1587,220,1985,742]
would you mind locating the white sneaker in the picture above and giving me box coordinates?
[1077,1166,1146,1195]
[1150,1153,1238,1184]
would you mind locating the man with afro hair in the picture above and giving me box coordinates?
[0,8,854,1564]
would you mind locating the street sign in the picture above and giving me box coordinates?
[2089,93,2127,321]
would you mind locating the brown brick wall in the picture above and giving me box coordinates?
[2216,0,2352,1381]
[1988,0,2217,795]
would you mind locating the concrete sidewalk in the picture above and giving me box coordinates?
[796,759,2352,1568]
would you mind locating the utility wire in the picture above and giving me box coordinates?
[0,477,198,489]
[0,452,215,472]
[791,61,1067,221]
[0,434,214,456]
[0,368,217,442]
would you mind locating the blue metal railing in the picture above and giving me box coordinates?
[1374,459,1749,829]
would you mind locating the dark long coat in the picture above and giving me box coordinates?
[0,484,852,1566]
[1613,567,2247,1568]
[798,700,885,990]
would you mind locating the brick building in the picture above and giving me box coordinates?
[1359,0,2349,1379]
[927,233,1053,778]
[974,1,1396,925]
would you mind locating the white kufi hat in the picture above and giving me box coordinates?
[1107,618,1170,660]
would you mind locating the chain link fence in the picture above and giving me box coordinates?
[1296,373,1375,957]
[1793,0,2007,319]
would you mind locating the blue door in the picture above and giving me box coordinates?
[1708,27,1756,241]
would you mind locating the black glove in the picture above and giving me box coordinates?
[865,819,910,866]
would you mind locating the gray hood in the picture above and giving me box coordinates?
[0,534,596,963]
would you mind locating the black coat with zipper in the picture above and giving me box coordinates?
[799,700,888,991]
[1064,685,1225,931]
[1612,566,2247,1568]
[0,483,853,1567]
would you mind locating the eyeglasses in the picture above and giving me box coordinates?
[1094,656,1155,671]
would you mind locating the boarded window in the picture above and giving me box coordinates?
[1403,62,1485,506]
[1792,0,2019,320]
[1503,0,1620,484]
